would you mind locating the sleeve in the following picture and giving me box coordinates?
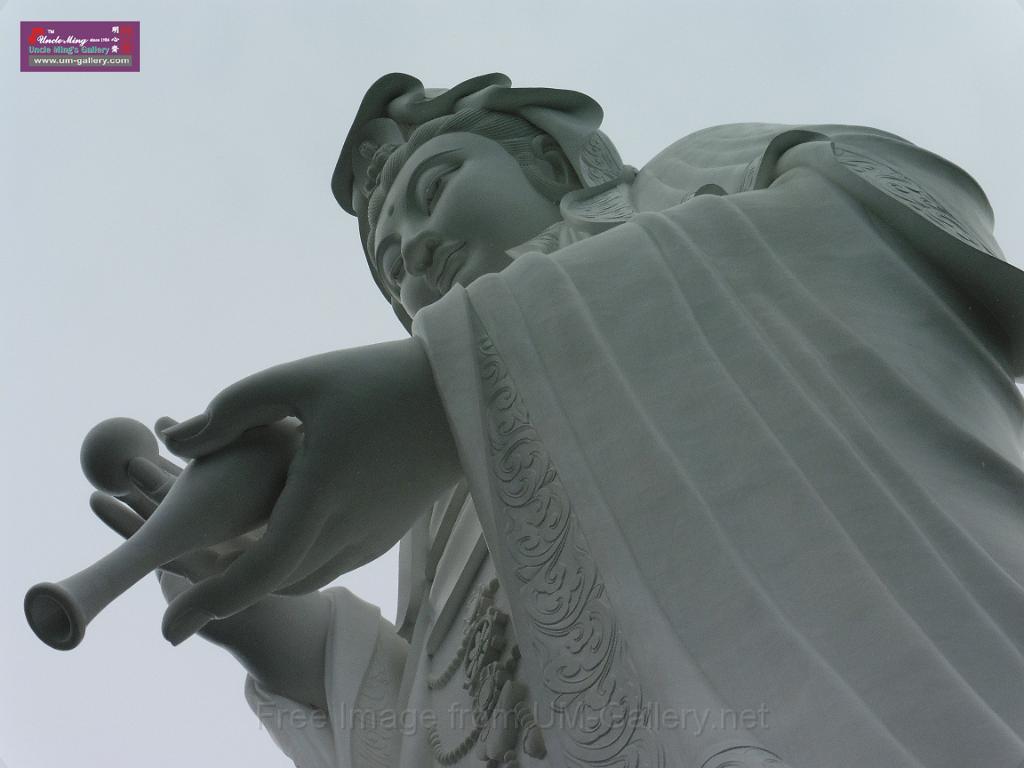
[245,587,409,768]
[245,676,337,768]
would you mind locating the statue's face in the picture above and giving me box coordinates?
[373,132,563,316]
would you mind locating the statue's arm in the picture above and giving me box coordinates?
[89,460,409,716]
[89,467,337,711]
[239,586,409,768]
[157,337,462,643]
[92,477,410,768]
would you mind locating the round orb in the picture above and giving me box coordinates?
[80,417,159,495]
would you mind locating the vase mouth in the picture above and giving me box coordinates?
[25,582,86,651]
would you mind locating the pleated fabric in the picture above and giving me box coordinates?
[417,161,1024,766]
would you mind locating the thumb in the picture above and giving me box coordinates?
[157,411,214,453]
[158,364,301,458]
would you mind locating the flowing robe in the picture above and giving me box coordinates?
[412,124,1024,767]
[245,588,408,768]
[249,124,1024,767]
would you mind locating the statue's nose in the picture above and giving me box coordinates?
[402,231,439,276]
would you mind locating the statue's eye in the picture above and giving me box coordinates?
[380,247,403,290]
[424,166,457,214]
[389,257,404,284]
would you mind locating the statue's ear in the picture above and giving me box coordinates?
[530,134,575,187]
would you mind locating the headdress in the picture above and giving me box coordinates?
[332,73,624,330]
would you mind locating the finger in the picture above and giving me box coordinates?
[276,546,358,595]
[90,492,145,539]
[155,560,199,581]
[154,416,179,437]
[157,456,184,477]
[153,420,185,477]
[116,487,159,519]
[156,569,191,593]
[274,511,366,592]
[127,456,176,505]
[158,359,314,459]
[161,453,330,644]
[158,456,184,478]
[212,548,246,571]
[160,549,221,583]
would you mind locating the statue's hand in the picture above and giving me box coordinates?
[89,459,262,645]
[88,449,253,586]
[157,338,459,645]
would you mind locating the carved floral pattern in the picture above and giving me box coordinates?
[427,580,546,766]
[579,132,623,186]
[699,746,787,768]
[428,580,501,692]
[472,313,666,768]
[428,718,484,766]
[833,145,989,254]
[564,184,635,226]
[471,661,510,724]
[465,607,509,693]
[351,631,401,768]
[476,677,548,768]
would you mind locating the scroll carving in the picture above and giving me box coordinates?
[351,632,401,768]
[700,746,787,768]
[472,314,666,768]
[578,132,623,187]
[833,144,990,254]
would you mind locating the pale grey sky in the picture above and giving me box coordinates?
[3,1,1023,767]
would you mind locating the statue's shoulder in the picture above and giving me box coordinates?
[639,122,914,198]
[656,119,1004,263]
[638,122,997,233]
[650,122,909,161]
[635,122,1024,374]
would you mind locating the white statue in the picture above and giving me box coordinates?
[29,73,1024,767]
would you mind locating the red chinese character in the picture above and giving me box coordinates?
[120,24,133,54]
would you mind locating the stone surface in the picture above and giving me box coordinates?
[33,73,1024,767]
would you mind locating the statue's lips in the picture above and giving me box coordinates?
[434,242,467,294]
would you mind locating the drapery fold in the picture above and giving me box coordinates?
[415,154,1024,766]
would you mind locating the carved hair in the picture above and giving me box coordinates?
[363,108,580,260]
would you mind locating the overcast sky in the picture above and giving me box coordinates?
[3,1,1024,767]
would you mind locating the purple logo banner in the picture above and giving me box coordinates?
[21,21,139,72]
